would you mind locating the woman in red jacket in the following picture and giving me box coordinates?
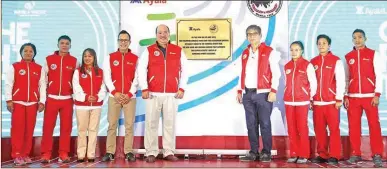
[72,48,106,162]
[310,34,345,165]
[284,41,317,163]
[5,43,46,166]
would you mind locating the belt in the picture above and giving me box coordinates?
[245,88,257,93]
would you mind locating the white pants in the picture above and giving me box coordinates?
[144,95,178,157]
[75,108,101,159]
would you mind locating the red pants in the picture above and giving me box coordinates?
[41,98,74,156]
[11,103,38,158]
[285,105,310,158]
[347,97,383,156]
[313,104,341,159]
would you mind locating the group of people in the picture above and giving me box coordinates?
[236,25,384,167]
[6,24,187,166]
[5,23,384,167]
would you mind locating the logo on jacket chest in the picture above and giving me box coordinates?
[285,69,291,74]
[314,65,318,70]
[19,69,26,75]
[113,60,119,66]
[349,59,355,65]
[154,51,160,56]
[81,73,88,78]
[66,66,74,70]
[50,64,57,70]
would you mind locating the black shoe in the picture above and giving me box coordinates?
[125,152,136,162]
[372,154,383,168]
[88,159,95,162]
[260,153,271,162]
[240,152,258,161]
[77,159,85,163]
[347,156,362,164]
[311,156,327,163]
[327,157,338,165]
[101,153,115,162]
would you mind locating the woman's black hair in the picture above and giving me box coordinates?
[19,43,37,61]
[290,41,304,54]
[80,48,99,76]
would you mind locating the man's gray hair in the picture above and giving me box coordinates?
[155,25,170,34]
[245,25,261,36]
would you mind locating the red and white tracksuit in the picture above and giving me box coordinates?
[237,43,281,94]
[41,51,78,158]
[344,47,384,156]
[310,52,345,159]
[137,42,188,157]
[103,50,138,98]
[5,60,46,158]
[283,57,317,158]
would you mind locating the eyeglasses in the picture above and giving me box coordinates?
[247,32,259,37]
[118,39,130,43]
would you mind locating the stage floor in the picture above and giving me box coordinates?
[1,157,386,168]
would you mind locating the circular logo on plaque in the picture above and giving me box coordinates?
[19,69,26,75]
[247,0,283,18]
[209,24,218,33]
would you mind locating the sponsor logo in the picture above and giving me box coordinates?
[356,6,387,15]
[130,0,167,6]
[14,2,47,17]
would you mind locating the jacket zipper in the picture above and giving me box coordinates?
[90,70,93,106]
[122,53,124,93]
[27,63,30,102]
[320,56,324,101]
[357,50,361,93]
[292,62,296,102]
[59,56,64,96]
[161,47,168,93]
[257,48,260,89]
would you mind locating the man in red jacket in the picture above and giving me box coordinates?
[344,29,383,167]
[138,24,188,163]
[41,35,78,163]
[236,25,281,162]
[102,30,139,162]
